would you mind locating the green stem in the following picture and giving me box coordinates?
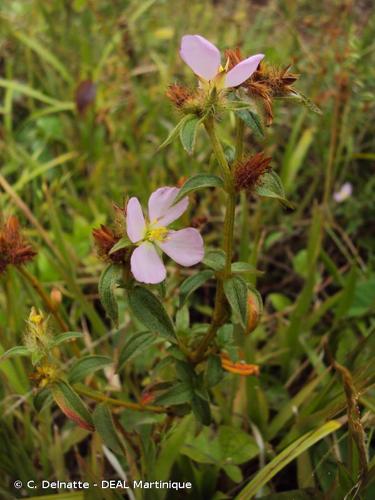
[235,117,245,163]
[17,265,69,333]
[204,116,233,191]
[192,118,236,362]
[75,385,167,414]
[234,117,250,262]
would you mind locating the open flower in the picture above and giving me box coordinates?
[180,34,264,89]
[126,187,204,284]
[333,182,352,203]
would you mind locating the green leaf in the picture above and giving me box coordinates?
[0,78,74,108]
[50,331,83,347]
[68,355,112,384]
[180,115,201,154]
[98,264,122,324]
[236,108,264,138]
[255,170,294,208]
[128,286,176,341]
[281,127,315,194]
[247,284,264,315]
[175,360,196,383]
[33,388,52,412]
[158,114,195,151]
[223,464,243,483]
[167,345,188,361]
[191,393,211,425]
[179,270,214,306]
[154,382,193,406]
[51,380,94,431]
[203,249,226,271]
[118,331,155,370]
[231,262,263,275]
[0,345,30,361]
[334,266,358,320]
[175,305,190,331]
[348,275,375,317]
[224,276,248,329]
[93,403,124,454]
[174,174,224,203]
[205,355,224,387]
[31,351,44,366]
[182,427,221,464]
[0,342,29,393]
[218,426,259,465]
[290,91,322,115]
[235,420,342,499]
[182,425,258,467]
[153,415,193,481]
[108,236,132,255]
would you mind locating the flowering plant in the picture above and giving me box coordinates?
[86,33,315,422]
[1,31,322,473]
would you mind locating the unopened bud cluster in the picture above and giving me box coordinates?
[234,152,271,192]
[0,216,36,274]
[24,308,60,386]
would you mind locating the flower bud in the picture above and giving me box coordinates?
[166,84,194,109]
[75,80,96,115]
[0,215,36,274]
[220,353,259,376]
[30,363,59,388]
[50,287,62,309]
[234,152,271,193]
[246,290,261,334]
[24,307,51,359]
[92,224,130,264]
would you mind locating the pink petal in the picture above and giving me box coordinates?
[158,228,204,267]
[333,182,353,203]
[148,187,188,227]
[130,242,166,284]
[224,54,264,88]
[126,197,146,243]
[180,34,221,81]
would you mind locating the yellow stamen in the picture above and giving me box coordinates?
[145,226,169,243]
[29,310,43,324]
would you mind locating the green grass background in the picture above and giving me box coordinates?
[0,0,374,499]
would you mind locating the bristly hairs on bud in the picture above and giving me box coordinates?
[225,48,299,126]
[23,308,52,362]
[167,83,227,120]
[92,224,127,263]
[29,363,60,388]
[0,215,36,274]
[92,202,131,264]
[166,84,195,109]
[234,152,272,192]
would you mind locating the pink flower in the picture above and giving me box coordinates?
[180,34,264,88]
[126,187,204,284]
[333,182,353,203]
